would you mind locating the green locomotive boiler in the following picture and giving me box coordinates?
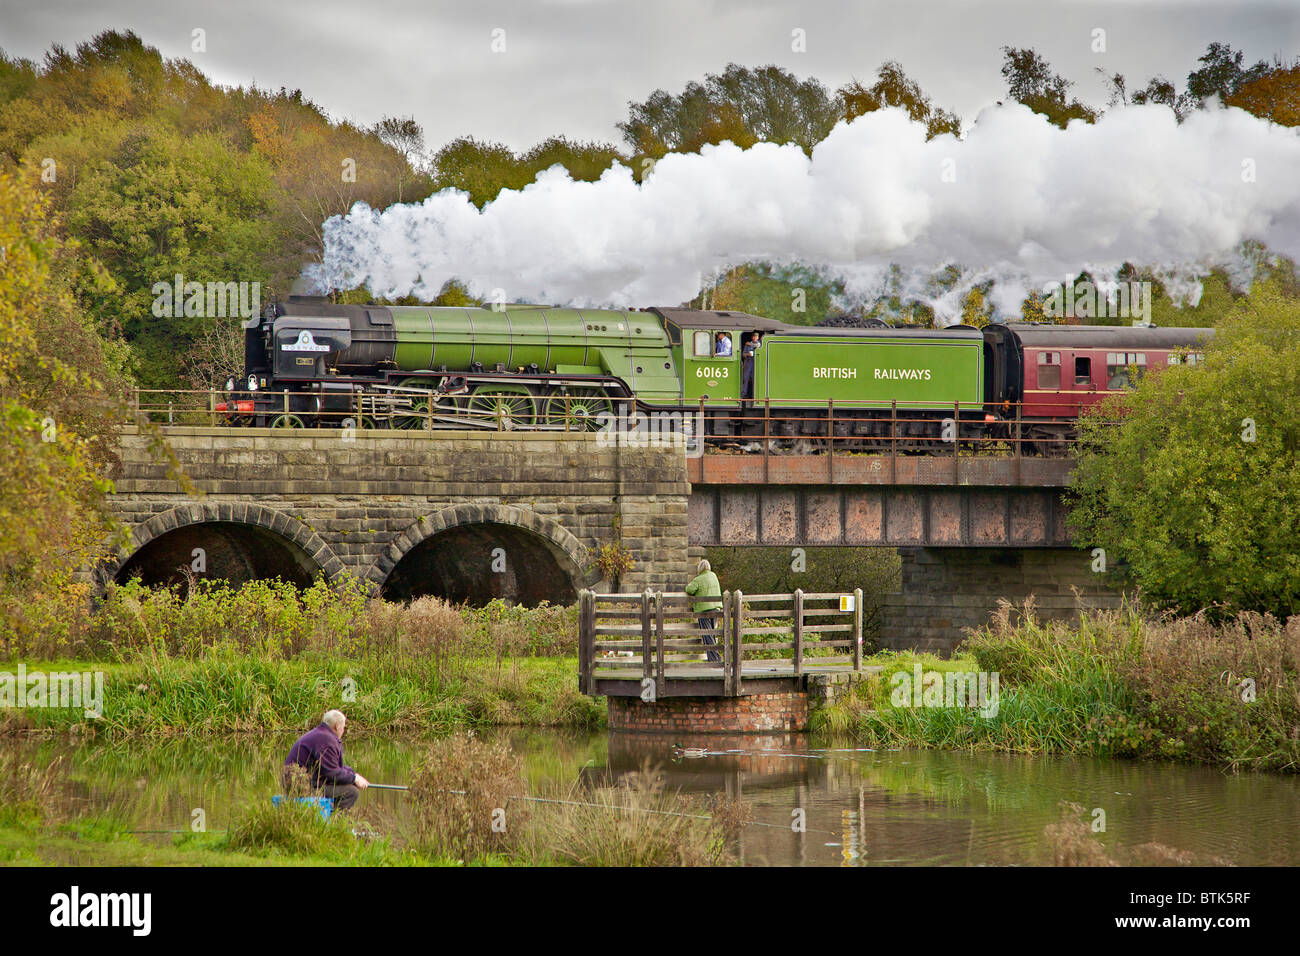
[219,296,1022,447]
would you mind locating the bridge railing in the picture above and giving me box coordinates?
[578,588,864,696]
[126,388,1116,459]
[125,387,638,432]
[692,397,1118,459]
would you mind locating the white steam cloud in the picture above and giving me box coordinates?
[308,102,1300,322]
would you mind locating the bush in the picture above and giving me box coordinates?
[408,731,528,861]
[522,764,734,866]
[225,797,358,857]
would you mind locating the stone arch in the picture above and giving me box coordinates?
[371,503,596,604]
[100,502,345,591]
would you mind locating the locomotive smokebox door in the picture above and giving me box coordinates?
[273,317,352,379]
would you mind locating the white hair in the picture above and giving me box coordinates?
[697,559,711,573]
[322,709,346,730]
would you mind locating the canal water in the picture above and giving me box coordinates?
[7,729,1299,866]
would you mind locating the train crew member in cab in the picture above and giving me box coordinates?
[741,332,761,399]
[685,559,724,663]
[714,331,733,356]
[283,709,369,810]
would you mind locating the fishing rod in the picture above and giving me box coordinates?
[362,784,834,834]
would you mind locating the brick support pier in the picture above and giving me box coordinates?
[606,673,867,734]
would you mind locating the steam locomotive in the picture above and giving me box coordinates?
[218,296,1212,454]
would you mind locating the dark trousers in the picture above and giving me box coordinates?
[320,782,360,811]
[697,616,722,662]
[282,766,359,811]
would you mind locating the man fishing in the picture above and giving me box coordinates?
[283,709,369,811]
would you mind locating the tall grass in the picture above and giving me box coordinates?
[400,735,736,866]
[3,576,579,663]
[0,750,65,825]
[819,600,1300,773]
[0,577,599,737]
[520,767,735,867]
[407,731,528,861]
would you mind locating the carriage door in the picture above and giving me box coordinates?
[683,330,739,405]
[1067,351,1097,415]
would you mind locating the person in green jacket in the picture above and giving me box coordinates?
[685,558,723,663]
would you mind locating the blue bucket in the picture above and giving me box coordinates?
[271,794,334,821]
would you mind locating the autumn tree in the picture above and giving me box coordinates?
[1000,47,1097,127]
[373,114,427,201]
[838,61,962,138]
[0,173,124,608]
[1226,63,1300,126]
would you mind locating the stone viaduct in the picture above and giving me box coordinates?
[104,427,1122,654]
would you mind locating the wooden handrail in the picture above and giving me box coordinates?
[579,586,865,692]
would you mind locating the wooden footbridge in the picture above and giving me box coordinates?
[577,588,865,699]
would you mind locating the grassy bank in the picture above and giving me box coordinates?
[1,579,600,737]
[815,602,1300,773]
[0,735,737,867]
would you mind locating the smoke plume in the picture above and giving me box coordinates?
[308,102,1300,321]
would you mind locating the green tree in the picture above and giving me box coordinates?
[1186,42,1270,104]
[1000,47,1097,128]
[960,285,993,327]
[618,63,838,160]
[689,263,843,325]
[65,127,277,357]
[430,136,532,207]
[1068,280,1300,617]
[518,136,625,182]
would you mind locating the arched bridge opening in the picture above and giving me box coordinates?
[113,521,323,591]
[382,521,580,607]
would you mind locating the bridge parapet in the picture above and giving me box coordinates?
[106,427,694,599]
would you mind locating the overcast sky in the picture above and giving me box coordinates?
[3,0,1298,151]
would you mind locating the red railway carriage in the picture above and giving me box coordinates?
[1004,322,1213,451]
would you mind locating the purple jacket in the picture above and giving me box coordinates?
[285,723,355,788]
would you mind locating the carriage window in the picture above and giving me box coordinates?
[1106,352,1146,389]
[693,331,714,357]
[1168,352,1204,366]
[1037,352,1061,389]
[1074,356,1092,386]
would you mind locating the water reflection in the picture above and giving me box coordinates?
[6,730,1300,866]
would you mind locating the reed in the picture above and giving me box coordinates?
[818,601,1300,773]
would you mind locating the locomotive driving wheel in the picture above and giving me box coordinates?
[467,385,537,430]
[394,392,462,430]
[543,387,611,431]
[270,414,305,429]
